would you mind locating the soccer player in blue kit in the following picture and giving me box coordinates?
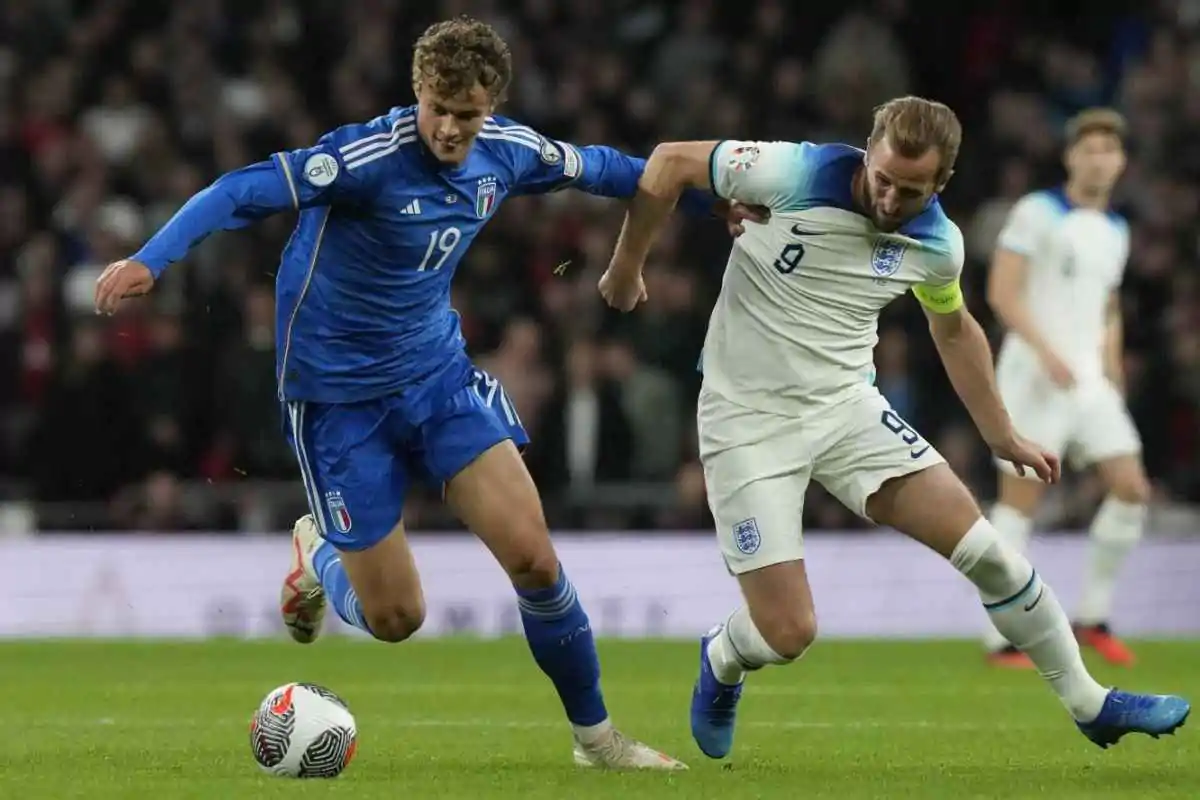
[93,16,763,770]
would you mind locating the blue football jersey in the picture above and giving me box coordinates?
[132,105,716,409]
[270,106,615,405]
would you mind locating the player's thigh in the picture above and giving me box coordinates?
[996,470,1047,516]
[866,462,984,559]
[285,400,422,626]
[1071,384,1149,503]
[813,393,980,558]
[420,370,552,587]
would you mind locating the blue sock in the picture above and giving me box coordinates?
[516,565,609,727]
[312,540,373,635]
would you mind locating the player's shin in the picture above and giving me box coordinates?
[950,518,1109,721]
[982,503,1033,651]
[312,540,373,635]
[516,564,610,741]
[1078,496,1145,625]
[708,605,793,684]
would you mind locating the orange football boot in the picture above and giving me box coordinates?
[1075,623,1136,666]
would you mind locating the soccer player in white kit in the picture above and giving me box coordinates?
[599,96,1189,759]
[984,109,1147,669]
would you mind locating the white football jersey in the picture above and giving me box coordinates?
[994,189,1129,383]
[699,140,966,415]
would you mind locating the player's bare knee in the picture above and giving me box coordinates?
[364,599,426,643]
[503,544,560,590]
[760,608,818,661]
[1110,476,1151,506]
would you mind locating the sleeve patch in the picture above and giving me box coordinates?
[302,152,339,187]
[560,142,581,179]
[538,137,561,165]
[726,144,760,172]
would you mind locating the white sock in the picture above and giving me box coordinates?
[1077,497,1145,625]
[706,605,791,685]
[951,517,1109,722]
[982,503,1033,651]
[572,718,614,745]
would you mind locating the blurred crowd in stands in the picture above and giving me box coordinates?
[0,0,1197,533]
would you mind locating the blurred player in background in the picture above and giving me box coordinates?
[93,15,760,771]
[599,97,1190,760]
[984,109,1147,669]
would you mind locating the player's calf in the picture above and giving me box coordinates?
[981,487,1038,658]
[445,441,650,754]
[1075,456,1149,665]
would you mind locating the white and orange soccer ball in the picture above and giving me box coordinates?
[250,682,358,778]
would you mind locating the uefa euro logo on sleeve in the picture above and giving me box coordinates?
[325,490,353,534]
[870,238,907,277]
[733,518,761,555]
[475,176,498,219]
[727,145,760,172]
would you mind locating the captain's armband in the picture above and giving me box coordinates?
[912,278,964,314]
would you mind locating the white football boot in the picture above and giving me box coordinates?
[572,728,688,770]
[280,514,327,643]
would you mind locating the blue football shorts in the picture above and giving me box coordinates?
[283,367,529,551]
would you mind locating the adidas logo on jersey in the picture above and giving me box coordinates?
[399,199,422,215]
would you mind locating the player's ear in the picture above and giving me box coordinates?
[936,169,954,193]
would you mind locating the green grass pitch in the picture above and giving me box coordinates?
[0,638,1195,798]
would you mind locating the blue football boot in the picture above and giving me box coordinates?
[690,626,745,759]
[1077,689,1190,749]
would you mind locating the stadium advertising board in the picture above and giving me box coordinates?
[2,533,1197,639]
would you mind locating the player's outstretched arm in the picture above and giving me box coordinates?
[919,293,1060,484]
[96,127,382,315]
[600,140,801,311]
[94,160,298,314]
[599,143,719,312]
[505,129,725,218]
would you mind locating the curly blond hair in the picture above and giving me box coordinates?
[412,16,512,102]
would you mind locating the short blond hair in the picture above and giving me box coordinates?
[870,96,962,183]
[1065,107,1127,147]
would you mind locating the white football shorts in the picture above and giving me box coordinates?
[697,383,945,575]
[996,361,1141,476]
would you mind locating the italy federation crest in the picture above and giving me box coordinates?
[325,490,352,534]
[475,176,498,218]
[733,518,761,554]
[870,238,908,277]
